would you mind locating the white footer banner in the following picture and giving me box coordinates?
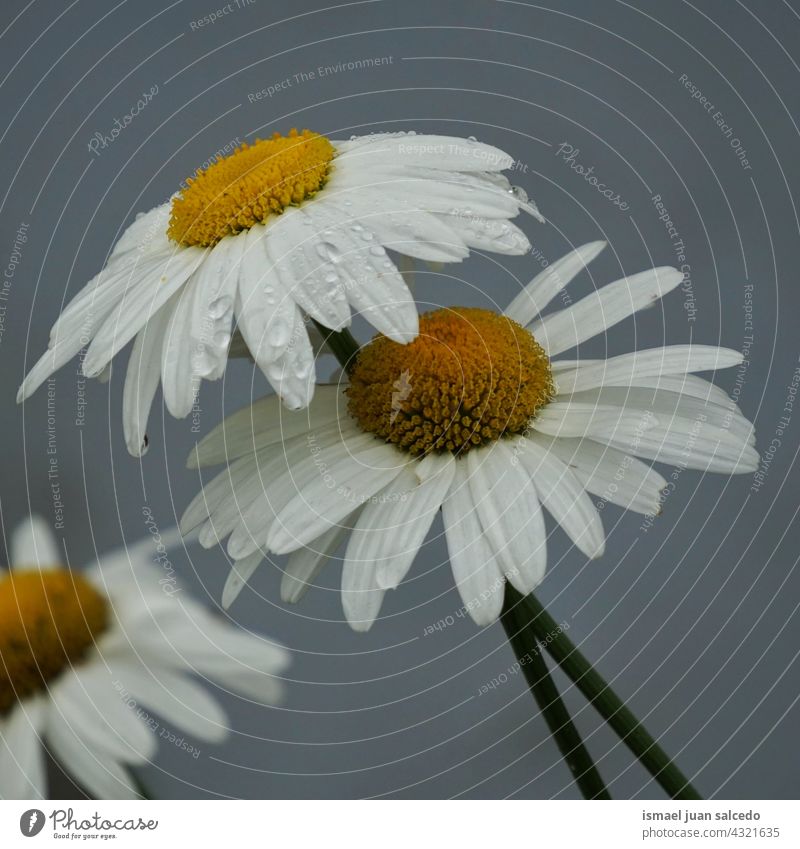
[1,800,796,847]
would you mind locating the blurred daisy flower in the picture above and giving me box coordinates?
[18,130,540,456]
[0,516,289,799]
[181,241,757,631]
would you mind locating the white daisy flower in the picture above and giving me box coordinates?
[181,242,757,631]
[0,515,290,799]
[18,129,540,456]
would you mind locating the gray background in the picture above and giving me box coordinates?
[1,0,798,799]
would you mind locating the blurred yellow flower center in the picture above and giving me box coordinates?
[0,569,109,712]
[169,128,335,247]
[348,307,553,456]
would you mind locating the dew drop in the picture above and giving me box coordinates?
[510,185,529,203]
[270,320,291,348]
[317,241,341,263]
[369,245,385,256]
[208,295,232,319]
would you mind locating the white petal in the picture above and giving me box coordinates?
[441,462,506,625]
[46,710,138,800]
[300,199,420,343]
[267,442,407,554]
[347,454,455,591]
[515,438,605,558]
[435,213,531,255]
[597,419,759,474]
[107,203,171,262]
[322,188,469,263]
[122,299,173,456]
[340,556,386,633]
[188,385,344,468]
[222,550,264,609]
[83,247,206,376]
[0,699,46,799]
[265,208,352,330]
[534,435,667,515]
[51,668,156,763]
[282,523,349,603]
[467,442,547,594]
[563,386,754,444]
[121,664,229,744]
[504,241,607,327]
[555,345,744,394]
[10,515,61,570]
[532,401,660,440]
[259,307,316,410]
[18,327,97,403]
[336,134,515,172]
[531,266,684,355]
[235,227,297,372]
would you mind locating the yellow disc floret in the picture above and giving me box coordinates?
[347,307,554,456]
[0,569,109,712]
[169,128,335,247]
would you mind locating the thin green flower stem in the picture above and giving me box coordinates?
[508,585,702,800]
[312,321,361,374]
[501,589,611,799]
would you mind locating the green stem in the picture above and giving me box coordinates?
[501,590,611,799]
[509,586,701,800]
[312,320,361,374]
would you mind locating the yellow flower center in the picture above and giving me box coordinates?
[347,307,553,456]
[0,569,109,712]
[168,128,335,247]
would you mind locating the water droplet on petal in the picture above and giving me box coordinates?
[269,319,291,348]
[510,185,529,203]
[213,330,231,348]
[208,295,233,319]
[369,245,385,256]
[317,241,341,263]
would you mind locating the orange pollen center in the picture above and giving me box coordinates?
[0,569,109,713]
[168,128,335,247]
[347,307,554,456]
